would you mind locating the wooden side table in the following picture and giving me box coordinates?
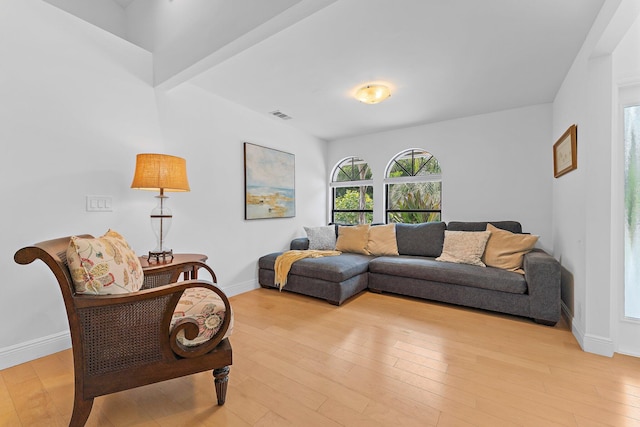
[140,253,208,280]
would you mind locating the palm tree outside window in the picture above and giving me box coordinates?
[385,149,442,223]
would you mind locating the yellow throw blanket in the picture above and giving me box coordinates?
[274,250,341,290]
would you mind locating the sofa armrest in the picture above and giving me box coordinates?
[290,237,310,250]
[523,249,561,325]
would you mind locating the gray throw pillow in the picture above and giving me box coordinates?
[304,225,337,250]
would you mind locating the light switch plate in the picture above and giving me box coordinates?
[86,195,113,212]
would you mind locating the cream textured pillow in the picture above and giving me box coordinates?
[366,224,399,256]
[335,224,371,255]
[304,225,336,250]
[482,224,538,274]
[436,230,491,267]
[66,230,144,295]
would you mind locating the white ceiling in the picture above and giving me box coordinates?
[44,0,605,141]
[111,0,134,9]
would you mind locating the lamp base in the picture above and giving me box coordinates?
[148,250,174,264]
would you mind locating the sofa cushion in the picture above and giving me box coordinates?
[304,225,337,250]
[447,221,522,234]
[483,224,538,274]
[259,252,371,283]
[336,224,370,254]
[366,224,399,256]
[436,230,491,267]
[395,221,446,257]
[369,256,527,294]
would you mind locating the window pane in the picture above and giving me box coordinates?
[334,186,373,206]
[334,212,373,225]
[385,149,442,225]
[388,212,441,224]
[418,157,442,175]
[333,158,371,182]
[333,185,373,225]
[625,105,640,319]
[387,182,441,210]
[387,150,441,177]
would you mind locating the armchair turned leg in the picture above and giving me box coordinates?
[213,366,230,405]
[70,397,94,427]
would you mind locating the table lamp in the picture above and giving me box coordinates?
[131,153,190,263]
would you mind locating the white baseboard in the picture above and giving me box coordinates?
[222,279,259,297]
[582,333,614,357]
[0,331,71,370]
[570,313,614,357]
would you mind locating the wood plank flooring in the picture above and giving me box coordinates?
[2,288,640,426]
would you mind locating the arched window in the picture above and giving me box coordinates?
[385,149,442,223]
[330,157,373,225]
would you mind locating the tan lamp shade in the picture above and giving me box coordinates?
[131,153,190,192]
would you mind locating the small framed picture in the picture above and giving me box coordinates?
[553,124,577,178]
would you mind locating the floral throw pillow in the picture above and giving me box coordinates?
[66,230,144,295]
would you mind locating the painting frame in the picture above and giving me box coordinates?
[244,142,295,220]
[553,124,577,178]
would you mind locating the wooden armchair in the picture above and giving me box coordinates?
[14,235,232,427]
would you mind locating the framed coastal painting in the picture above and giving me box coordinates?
[553,124,577,178]
[244,142,295,219]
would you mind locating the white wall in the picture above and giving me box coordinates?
[153,83,327,295]
[0,0,161,368]
[0,0,327,369]
[552,0,640,356]
[329,104,553,249]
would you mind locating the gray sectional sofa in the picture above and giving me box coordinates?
[258,221,561,325]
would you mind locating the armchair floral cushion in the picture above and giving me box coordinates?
[171,288,234,346]
[66,230,144,294]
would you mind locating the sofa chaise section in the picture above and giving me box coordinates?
[258,252,372,305]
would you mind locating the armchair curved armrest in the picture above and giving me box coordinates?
[141,259,218,288]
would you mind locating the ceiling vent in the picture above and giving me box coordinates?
[269,110,293,120]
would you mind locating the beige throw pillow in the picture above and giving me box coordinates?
[335,224,370,255]
[366,224,399,256]
[482,223,538,274]
[436,230,491,267]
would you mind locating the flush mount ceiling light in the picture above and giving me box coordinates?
[355,84,391,104]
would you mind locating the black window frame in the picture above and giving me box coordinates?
[384,149,442,224]
[330,157,374,225]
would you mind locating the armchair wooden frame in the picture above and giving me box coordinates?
[14,235,232,427]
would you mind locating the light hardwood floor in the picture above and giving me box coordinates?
[2,288,640,426]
